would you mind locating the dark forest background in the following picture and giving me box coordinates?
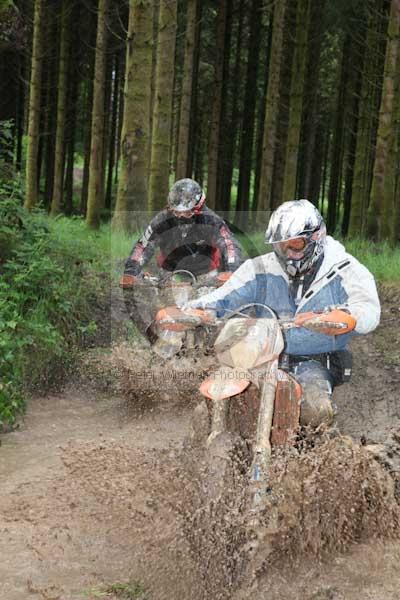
[0,0,399,242]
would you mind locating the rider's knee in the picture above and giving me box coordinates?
[299,383,334,427]
[293,360,334,428]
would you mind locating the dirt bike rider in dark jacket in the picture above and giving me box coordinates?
[119,178,243,289]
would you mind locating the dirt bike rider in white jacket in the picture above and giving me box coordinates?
[186,199,381,427]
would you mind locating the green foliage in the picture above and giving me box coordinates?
[343,239,400,282]
[106,582,147,599]
[0,120,15,179]
[86,581,147,599]
[0,189,108,428]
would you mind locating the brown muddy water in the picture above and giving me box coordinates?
[1,287,400,600]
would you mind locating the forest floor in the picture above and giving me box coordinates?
[1,284,400,600]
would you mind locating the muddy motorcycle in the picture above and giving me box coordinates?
[156,303,351,509]
[124,269,224,358]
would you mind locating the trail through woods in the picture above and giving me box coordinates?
[1,286,400,600]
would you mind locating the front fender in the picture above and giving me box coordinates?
[199,367,251,400]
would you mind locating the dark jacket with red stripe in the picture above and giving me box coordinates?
[124,208,243,277]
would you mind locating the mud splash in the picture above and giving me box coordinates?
[175,433,400,600]
[100,336,400,599]
[111,341,213,402]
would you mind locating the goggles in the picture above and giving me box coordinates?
[274,237,307,255]
[170,208,194,219]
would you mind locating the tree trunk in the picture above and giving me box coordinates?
[15,55,25,172]
[282,0,311,202]
[258,0,287,211]
[207,0,229,209]
[270,1,296,209]
[394,58,400,241]
[36,50,47,193]
[24,0,44,210]
[176,0,199,179]
[221,0,246,213]
[342,105,359,236]
[43,17,58,211]
[187,0,202,178]
[80,83,94,215]
[114,47,126,186]
[320,129,330,217]
[309,123,325,207]
[64,2,81,216]
[86,0,109,229]
[348,9,374,236]
[105,51,120,211]
[148,0,178,211]
[50,0,69,216]
[327,34,352,233]
[253,9,273,212]
[149,0,159,173]
[216,0,233,212]
[64,83,78,216]
[113,0,153,231]
[341,14,367,236]
[367,0,400,243]
[100,51,113,210]
[80,21,96,216]
[235,0,262,226]
[298,0,325,199]
[193,79,206,187]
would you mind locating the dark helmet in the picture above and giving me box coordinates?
[265,199,326,277]
[167,179,205,215]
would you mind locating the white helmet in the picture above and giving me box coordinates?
[265,199,326,277]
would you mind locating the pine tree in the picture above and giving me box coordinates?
[349,1,387,236]
[258,0,287,212]
[24,0,44,210]
[113,0,153,230]
[148,0,178,211]
[235,0,262,226]
[221,0,246,213]
[327,33,352,233]
[176,0,199,179]
[367,0,400,242]
[86,0,109,229]
[105,51,121,210]
[207,0,229,209]
[282,0,311,202]
[50,0,69,216]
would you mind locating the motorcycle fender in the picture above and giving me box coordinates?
[199,367,251,401]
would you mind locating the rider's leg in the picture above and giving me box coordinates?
[291,360,334,427]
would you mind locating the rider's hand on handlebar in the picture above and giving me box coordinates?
[294,309,356,335]
[119,274,138,288]
[216,271,232,286]
[155,305,213,331]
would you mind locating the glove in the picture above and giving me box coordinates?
[216,271,232,286]
[155,305,212,331]
[119,274,138,288]
[294,309,356,335]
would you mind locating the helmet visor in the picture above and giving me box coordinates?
[273,236,307,260]
[171,208,194,218]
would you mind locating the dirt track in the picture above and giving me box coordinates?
[1,285,400,600]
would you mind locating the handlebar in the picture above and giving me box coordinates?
[156,302,351,334]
